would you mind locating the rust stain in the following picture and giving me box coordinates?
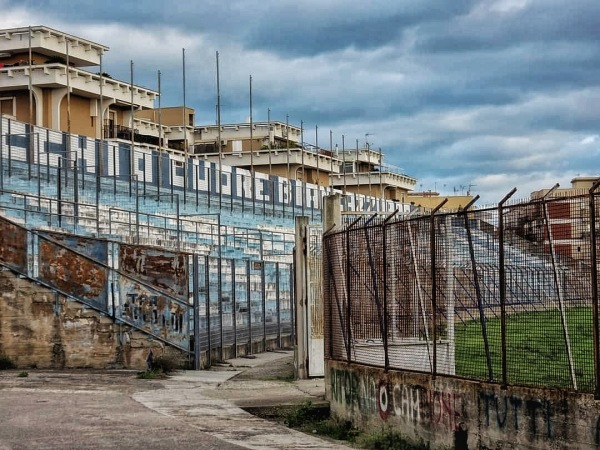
[0,218,27,271]
[119,245,188,299]
[39,239,108,305]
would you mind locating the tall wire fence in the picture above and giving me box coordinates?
[323,185,600,393]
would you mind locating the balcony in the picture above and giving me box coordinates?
[104,125,159,146]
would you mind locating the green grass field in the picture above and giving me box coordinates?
[455,306,595,391]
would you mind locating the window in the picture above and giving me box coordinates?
[0,97,15,117]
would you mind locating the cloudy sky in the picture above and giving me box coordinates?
[2,0,600,204]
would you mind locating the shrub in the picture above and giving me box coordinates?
[0,355,16,370]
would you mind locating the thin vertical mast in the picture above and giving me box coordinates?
[249,75,254,213]
[28,26,33,174]
[342,134,347,196]
[315,124,319,188]
[356,138,359,211]
[249,75,254,174]
[96,51,104,235]
[301,120,305,215]
[329,129,333,194]
[268,108,272,178]
[182,48,187,204]
[216,51,222,208]
[130,60,135,195]
[286,114,290,210]
[158,69,162,198]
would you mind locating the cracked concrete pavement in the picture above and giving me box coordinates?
[0,351,351,449]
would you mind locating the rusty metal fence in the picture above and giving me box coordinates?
[324,185,600,394]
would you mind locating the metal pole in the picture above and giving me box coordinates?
[193,254,200,369]
[216,51,222,210]
[541,184,577,389]
[342,134,346,206]
[430,198,448,378]
[300,120,305,216]
[247,259,253,355]
[589,178,600,398]
[355,139,359,211]
[286,114,290,218]
[249,75,255,214]
[329,129,334,194]
[276,262,281,348]
[158,70,162,200]
[232,261,238,358]
[462,195,494,380]
[315,125,320,208]
[96,53,103,236]
[381,212,397,370]
[498,187,517,389]
[135,176,139,244]
[28,26,33,179]
[0,111,4,190]
[129,60,134,197]
[262,262,267,351]
[268,108,272,178]
[182,48,188,205]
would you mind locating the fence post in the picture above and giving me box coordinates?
[261,261,267,352]
[541,184,578,390]
[193,253,200,370]
[589,178,600,398]
[205,255,212,367]
[246,258,252,355]
[232,260,238,358]
[382,210,399,371]
[276,262,281,348]
[498,187,517,389]
[461,196,494,380]
[0,114,3,190]
[430,199,448,379]
[294,216,309,379]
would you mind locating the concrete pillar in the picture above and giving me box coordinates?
[294,215,309,379]
[50,88,67,130]
[323,193,341,232]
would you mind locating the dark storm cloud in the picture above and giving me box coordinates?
[1,0,599,202]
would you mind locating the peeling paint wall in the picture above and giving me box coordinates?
[326,361,600,450]
[118,245,188,300]
[0,268,177,369]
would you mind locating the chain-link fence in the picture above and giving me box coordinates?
[324,187,600,393]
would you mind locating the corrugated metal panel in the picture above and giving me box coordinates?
[119,245,188,300]
[0,217,28,272]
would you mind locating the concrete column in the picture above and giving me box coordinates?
[49,88,67,130]
[323,193,341,232]
[294,216,309,379]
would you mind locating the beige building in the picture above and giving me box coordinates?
[527,176,600,259]
[0,26,158,143]
[407,191,474,211]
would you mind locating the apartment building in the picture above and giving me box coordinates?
[0,24,419,202]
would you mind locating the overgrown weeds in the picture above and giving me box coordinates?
[0,355,16,370]
[137,353,181,379]
[281,402,431,449]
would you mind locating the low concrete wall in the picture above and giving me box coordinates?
[0,268,176,370]
[326,360,600,449]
